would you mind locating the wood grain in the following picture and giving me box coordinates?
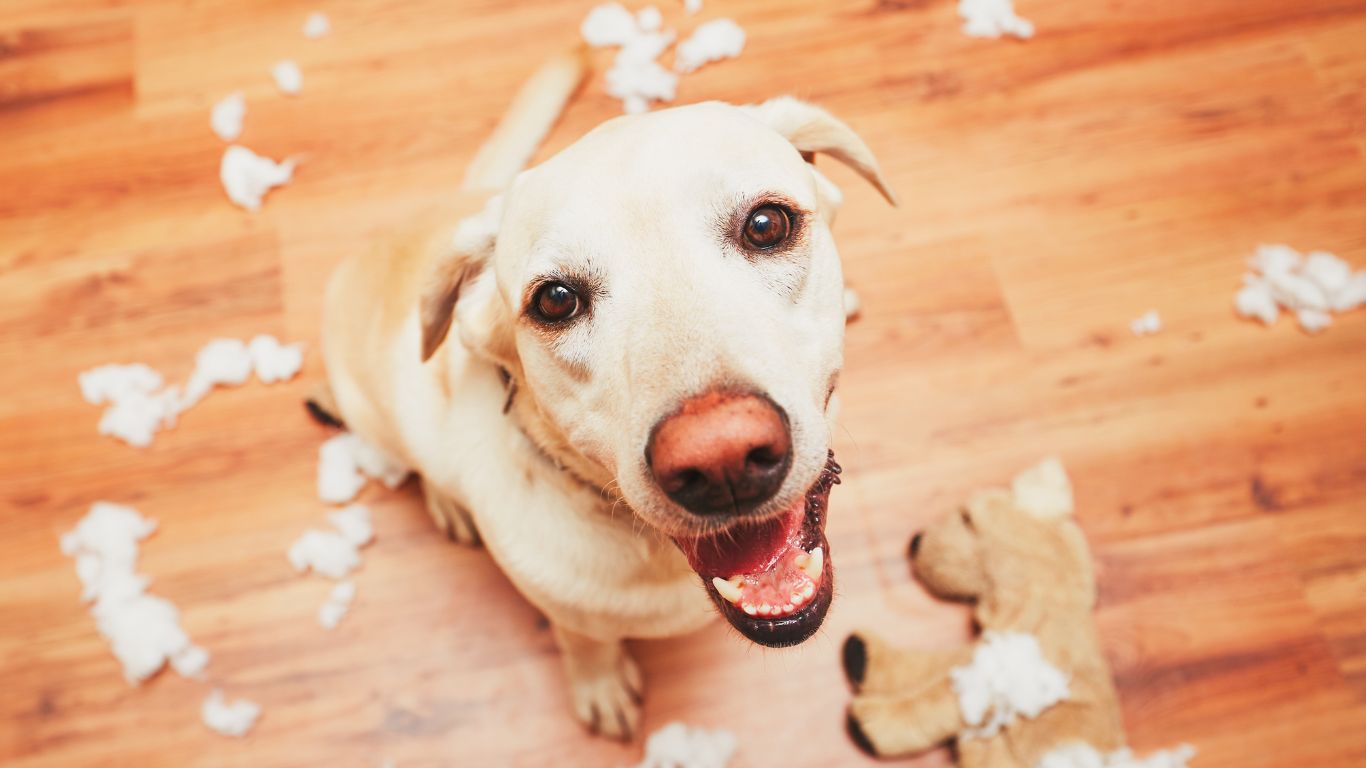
[2,1,1366,766]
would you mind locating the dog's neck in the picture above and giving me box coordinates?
[500,368,622,507]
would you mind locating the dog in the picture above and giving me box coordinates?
[316,49,896,739]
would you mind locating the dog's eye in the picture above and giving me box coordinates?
[531,282,582,323]
[742,205,792,250]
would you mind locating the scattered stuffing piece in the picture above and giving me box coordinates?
[958,0,1035,40]
[61,503,210,685]
[674,18,746,73]
[1037,742,1197,768]
[1129,309,1161,337]
[211,92,246,142]
[317,433,411,503]
[248,334,305,384]
[637,6,663,32]
[328,504,375,547]
[581,2,639,46]
[1234,244,1366,334]
[303,11,331,39]
[288,528,362,579]
[272,60,303,95]
[950,631,1070,739]
[202,689,261,737]
[843,287,862,320]
[636,722,737,768]
[182,338,254,410]
[683,0,702,14]
[318,579,357,629]
[220,145,295,212]
[80,337,305,447]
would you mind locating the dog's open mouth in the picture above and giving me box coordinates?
[672,453,840,647]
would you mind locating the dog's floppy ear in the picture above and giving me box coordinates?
[743,96,898,206]
[418,195,504,362]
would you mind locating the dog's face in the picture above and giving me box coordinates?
[422,99,894,646]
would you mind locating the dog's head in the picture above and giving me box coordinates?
[419,99,894,646]
[908,460,1096,631]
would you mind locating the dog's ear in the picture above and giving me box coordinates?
[418,195,504,362]
[742,96,898,207]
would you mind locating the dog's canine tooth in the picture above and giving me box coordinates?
[712,576,743,604]
[801,546,824,580]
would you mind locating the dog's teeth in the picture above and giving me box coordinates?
[801,546,824,580]
[743,603,757,615]
[801,583,815,599]
[712,576,743,604]
[782,603,794,613]
[794,552,810,569]
[789,592,802,605]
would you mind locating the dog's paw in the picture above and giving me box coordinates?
[421,481,480,546]
[561,640,643,741]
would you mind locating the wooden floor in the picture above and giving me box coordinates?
[3,0,1366,765]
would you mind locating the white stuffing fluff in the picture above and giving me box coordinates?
[951,631,1070,739]
[636,721,737,768]
[220,145,295,212]
[317,433,411,503]
[210,92,246,142]
[683,0,702,14]
[81,337,305,447]
[201,689,261,737]
[288,504,374,579]
[1234,244,1366,334]
[303,11,331,39]
[637,6,663,31]
[959,0,1035,40]
[318,579,357,629]
[272,60,303,95]
[674,18,746,73]
[843,287,862,320]
[61,503,209,685]
[287,529,362,579]
[1011,457,1073,519]
[247,334,305,383]
[582,3,679,114]
[1037,742,1197,768]
[1129,309,1161,337]
[581,3,640,46]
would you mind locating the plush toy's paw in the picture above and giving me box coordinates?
[843,633,871,690]
[844,631,965,695]
[566,648,643,741]
[846,686,963,759]
[422,480,481,546]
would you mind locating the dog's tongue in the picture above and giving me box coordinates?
[675,502,804,578]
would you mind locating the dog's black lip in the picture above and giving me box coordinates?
[698,452,840,648]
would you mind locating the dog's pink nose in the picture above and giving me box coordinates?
[647,391,792,516]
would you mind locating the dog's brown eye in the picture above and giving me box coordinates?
[742,205,791,250]
[532,282,581,323]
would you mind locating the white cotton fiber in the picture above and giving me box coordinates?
[318,580,357,629]
[61,503,209,685]
[202,689,261,737]
[288,529,361,579]
[303,11,331,39]
[951,631,1069,739]
[247,334,305,383]
[959,0,1034,40]
[636,722,737,768]
[637,7,663,32]
[182,338,253,410]
[674,19,746,74]
[317,433,411,503]
[220,145,295,212]
[328,504,374,547]
[683,0,702,14]
[1234,244,1366,334]
[79,364,163,405]
[1037,742,1197,768]
[582,3,680,114]
[1128,309,1161,337]
[80,364,179,447]
[843,287,862,320]
[211,92,246,142]
[272,60,303,95]
[581,3,639,47]
[1011,457,1073,519]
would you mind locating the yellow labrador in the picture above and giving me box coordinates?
[318,50,895,739]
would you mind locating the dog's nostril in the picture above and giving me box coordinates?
[672,468,706,493]
[909,532,923,559]
[745,446,782,471]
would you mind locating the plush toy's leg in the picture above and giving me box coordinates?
[421,478,481,546]
[553,625,643,741]
[846,677,964,758]
[843,632,970,694]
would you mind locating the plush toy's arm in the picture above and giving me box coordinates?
[844,631,972,695]
[847,676,965,759]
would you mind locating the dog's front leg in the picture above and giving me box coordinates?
[552,624,643,741]
[421,477,480,546]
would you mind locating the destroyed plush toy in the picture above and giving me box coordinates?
[841,459,1194,768]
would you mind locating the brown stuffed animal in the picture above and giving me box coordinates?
[841,459,1130,767]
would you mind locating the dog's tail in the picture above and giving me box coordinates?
[460,46,591,194]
